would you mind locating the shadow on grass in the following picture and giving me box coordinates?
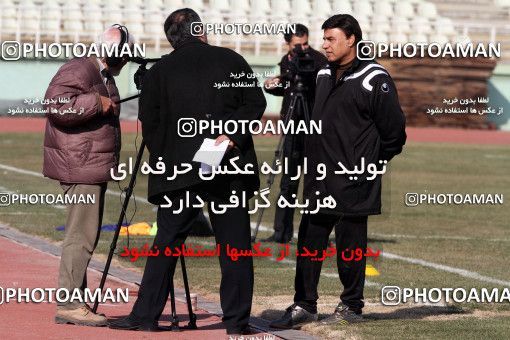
[108,313,225,331]
[259,309,289,321]
[260,305,467,323]
[363,305,466,320]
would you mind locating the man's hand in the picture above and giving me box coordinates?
[215,135,235,149]
[100,95,117,115]
[264,77,281,89]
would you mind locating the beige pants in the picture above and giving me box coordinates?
[57,183,107,309]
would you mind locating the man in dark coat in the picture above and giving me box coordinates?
[109,8,266,335]
[270,14,406,329]
[263,24,327,244]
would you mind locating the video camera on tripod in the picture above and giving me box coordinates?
[279,44,316,90]
[93,54,198,330]
[108,56,162,105]
[251,45,314,242]
[128,56,163,91]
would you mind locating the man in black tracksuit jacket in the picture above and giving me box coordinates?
[271,14,406,329]
[109,9,266,335]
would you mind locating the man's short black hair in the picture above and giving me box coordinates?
[321,14,363,44]
[164,8,201,47]
[284,23,309,43]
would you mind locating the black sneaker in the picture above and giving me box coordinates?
[269,303,318,329]
[320,303,363,325]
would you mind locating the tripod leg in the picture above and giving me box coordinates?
[169,279,180,331]
[92,140,146,313]
[180,255,197,329]
[297,93,312,125]
[251,95,300,242]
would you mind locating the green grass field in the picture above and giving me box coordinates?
[1,132,510,339]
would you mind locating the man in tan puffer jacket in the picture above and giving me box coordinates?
[42,25,131,327]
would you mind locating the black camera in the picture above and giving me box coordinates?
[129,56,162,90]
[280,44,316,84]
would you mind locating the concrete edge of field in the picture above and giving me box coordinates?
[0,223,319,340]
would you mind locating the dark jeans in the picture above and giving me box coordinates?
[294,213,368,314]
[273,131,304,243]
[130,182,254,333]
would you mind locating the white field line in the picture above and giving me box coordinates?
[252,219,510,288]
[0,163,149,204]
[2,162,510,288]
[381,252,510,287]
[369,232,510,243]
[484,154,510,159]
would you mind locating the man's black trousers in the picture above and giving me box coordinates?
[293,213,368,314]
[130,184,254,333]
